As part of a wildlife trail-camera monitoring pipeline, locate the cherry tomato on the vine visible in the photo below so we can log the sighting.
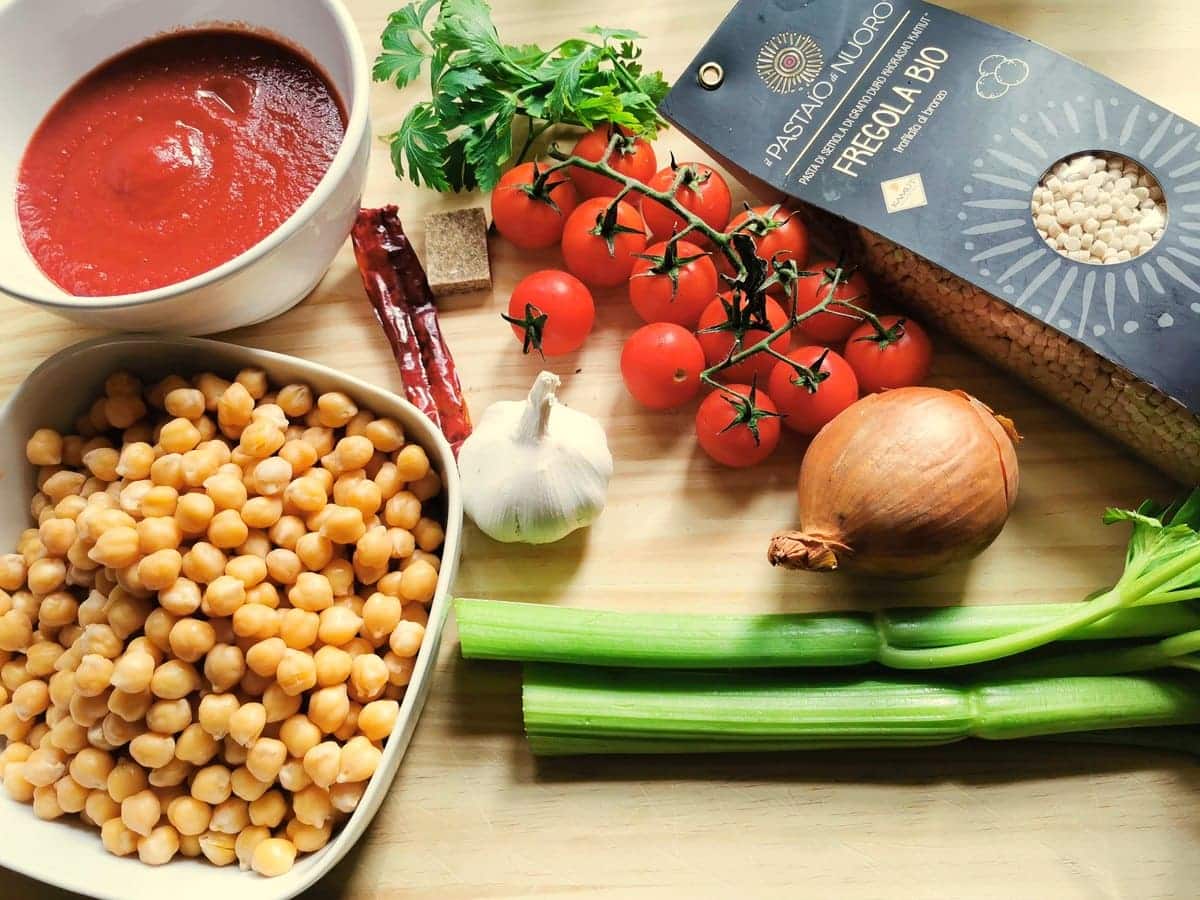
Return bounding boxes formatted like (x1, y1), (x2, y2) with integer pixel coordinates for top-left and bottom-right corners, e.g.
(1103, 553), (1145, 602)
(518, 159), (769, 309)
(503, 270), (595, 357)
(620, 323), (706, 410)
(490, 161), (579, 250)
(793, 262), (872, 344)
(719, 205), (809, 287)
(561, 197), (648, 288)
(695, 383), (781, 468)
(696, 293), (790, 385)
(843, 315), (933, 393)
(569, 125), (657, 198)
(640, 162), (732, 247)
(629, 239), (718, 328)
(766, 346), (859, 436)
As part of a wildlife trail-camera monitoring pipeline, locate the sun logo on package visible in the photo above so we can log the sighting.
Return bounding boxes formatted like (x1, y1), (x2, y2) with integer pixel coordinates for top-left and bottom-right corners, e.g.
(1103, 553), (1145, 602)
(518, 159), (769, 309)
(756, 32), (823, 94)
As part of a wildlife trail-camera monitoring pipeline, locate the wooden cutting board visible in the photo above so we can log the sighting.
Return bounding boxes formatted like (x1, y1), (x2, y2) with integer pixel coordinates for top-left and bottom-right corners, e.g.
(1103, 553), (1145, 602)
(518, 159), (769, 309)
(4, 1), (1200, 897)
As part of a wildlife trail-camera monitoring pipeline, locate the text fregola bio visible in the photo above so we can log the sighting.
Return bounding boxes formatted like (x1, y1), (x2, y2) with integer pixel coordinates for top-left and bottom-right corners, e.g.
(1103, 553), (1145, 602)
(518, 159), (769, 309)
(761, 3), (951, 182)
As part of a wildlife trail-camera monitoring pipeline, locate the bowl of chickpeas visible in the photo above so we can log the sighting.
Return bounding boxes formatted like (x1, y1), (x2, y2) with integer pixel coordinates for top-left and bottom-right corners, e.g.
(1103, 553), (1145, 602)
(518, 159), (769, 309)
(0, 334), (461, 899)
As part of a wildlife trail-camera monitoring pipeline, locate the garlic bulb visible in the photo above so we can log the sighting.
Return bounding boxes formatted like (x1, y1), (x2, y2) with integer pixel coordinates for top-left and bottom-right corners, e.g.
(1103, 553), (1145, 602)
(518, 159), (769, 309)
(458, 371), (613, 544)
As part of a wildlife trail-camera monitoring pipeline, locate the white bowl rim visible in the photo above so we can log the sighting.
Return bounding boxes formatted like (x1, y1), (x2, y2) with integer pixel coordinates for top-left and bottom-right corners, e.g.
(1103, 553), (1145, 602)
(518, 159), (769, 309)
(0, 0), (370, 311)
(0, 333), (463, 900)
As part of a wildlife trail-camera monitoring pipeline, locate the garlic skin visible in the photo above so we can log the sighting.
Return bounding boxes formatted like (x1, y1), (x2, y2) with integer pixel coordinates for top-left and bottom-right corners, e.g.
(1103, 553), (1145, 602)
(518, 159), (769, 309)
(458, 371), (613, 544)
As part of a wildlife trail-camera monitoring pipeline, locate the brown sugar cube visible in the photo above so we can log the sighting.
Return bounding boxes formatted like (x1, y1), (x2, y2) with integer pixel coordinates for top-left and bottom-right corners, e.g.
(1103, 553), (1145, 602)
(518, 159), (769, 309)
(423, 207), (492, 297)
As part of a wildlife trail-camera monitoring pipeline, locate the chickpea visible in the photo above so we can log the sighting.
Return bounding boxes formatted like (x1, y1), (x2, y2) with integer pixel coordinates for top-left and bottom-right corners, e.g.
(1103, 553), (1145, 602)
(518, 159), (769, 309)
(228, 702), (267, 747)
(103, 393), (146, 430)
(313, 646), (353, 688)
(241, 496), (283, 529)
(63, 746), (113, 791)
(224, 554), (266, 590)
(175, 492), (216, 537)
(75, 654), (115, 696)
(137, 824), (180, 866)
(307, 684), (349, 735)
(12, 679), (50, 721)
(202, 644), (245, 695)
(252, 837), (297, 877)
(275, 383), (312, 418)
(349, 653), (388, 702)
(26, 428), (64, 466)
(245, 789), (287, 830)
(396, 558), (437, 605)
(147, 757), (193, 789)
(295, 532), (334, 571)
(107, 758), (149, 802)
(53, 773), (90, 814)
(23, 745), (68, 786)
(316, 606), (361, 648)
(245, 582), (280, 610)
(321, 505), (366, 544)
(178, 833), (203, 858)
(285, 475), (327, 514)
(101, 817), (139, 857)
(359, 416), (403, 452)
(164, 387), (205, 419)
(0, 554), (26, 592)
(38, 520), (77, 559)
(239, 420), (285, 459)
(134, 548), (180, 592)
(239, 737), (287, 784)
(330, 780), (367, 815)
(230, 764), (271, 802)
(260, 683), (300, 726)
(0, 610), (33, 652)
(110, 650), (156, 694)
(45, 474), (88, 506)
(2, 760), (35, 802)
(159, 418), (202, 455)
(360, 593), (403, 645)
(31, 783), (65, 820)
(49, 717), (89, 754)
(88, 525), (139, 569)
(149, 452), (185, 489)
(206, 508), (249, 550)
(359, 699), (400, 742)
(244, 637), (286, 679)
(289, 818), (334, 853)
(278, 439), (318, 478)
(354, 527), (392, 572)
(108, 688), (153, 724)
(129, 733), (176, 769)
(233, 603), (279, 641)
(136, 485), (177, 519)
(168, 618), (216, 663)
(151, 659), (200, 700)
(199, 830), (237, 866)
(156, 579), (199, 619)
(237, 529), (272, 560)
(191, 764), (233, 805)
(389, 620), (426, 659)
(204, 473), (248, 511)
(265, 548), (302, 586)
(202, 574), (246, 617)
(209, 796), (251, 834)
(175, 722), (219, 766)
(198, 693), (239, 739)
(384, 491), (422, 530)
(25, 640), (64, 678)
(250, 457), (291, 498)
(106, 591), (153, 640)
(146, 697), (192, 735)
(315, 391), (357, 428)
(2, 660), (33, 694)
(383, 651), (416, 688)
(288, 571), (334, 613)
(217, 381), (255, 431)
(165, 794), (212, 836)
(279, 609), (320, 652)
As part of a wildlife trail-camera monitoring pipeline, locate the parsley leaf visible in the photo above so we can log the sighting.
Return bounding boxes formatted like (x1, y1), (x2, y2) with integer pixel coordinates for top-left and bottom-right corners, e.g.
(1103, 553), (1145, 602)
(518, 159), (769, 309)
(375, 0), (670, 192)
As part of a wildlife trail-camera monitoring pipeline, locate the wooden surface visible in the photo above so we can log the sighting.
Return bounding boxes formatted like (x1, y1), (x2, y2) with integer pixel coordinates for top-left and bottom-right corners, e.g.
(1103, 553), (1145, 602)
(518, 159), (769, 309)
(5, 0), (1200, 897)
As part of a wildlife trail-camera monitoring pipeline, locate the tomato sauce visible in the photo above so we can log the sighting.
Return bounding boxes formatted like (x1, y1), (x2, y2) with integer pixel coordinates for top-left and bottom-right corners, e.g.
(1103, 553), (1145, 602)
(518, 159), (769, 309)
(16, 30), (346, 297)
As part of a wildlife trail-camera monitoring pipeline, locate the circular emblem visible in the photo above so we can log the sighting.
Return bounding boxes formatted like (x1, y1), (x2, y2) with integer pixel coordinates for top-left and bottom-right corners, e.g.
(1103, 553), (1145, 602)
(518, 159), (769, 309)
(756, 32), (824, 94)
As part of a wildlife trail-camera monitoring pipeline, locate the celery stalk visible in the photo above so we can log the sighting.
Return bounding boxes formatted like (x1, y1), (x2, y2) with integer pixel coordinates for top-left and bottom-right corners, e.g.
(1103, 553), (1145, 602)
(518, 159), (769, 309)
(454, 598), (1200, 669)
(522, 665), (1200, 755)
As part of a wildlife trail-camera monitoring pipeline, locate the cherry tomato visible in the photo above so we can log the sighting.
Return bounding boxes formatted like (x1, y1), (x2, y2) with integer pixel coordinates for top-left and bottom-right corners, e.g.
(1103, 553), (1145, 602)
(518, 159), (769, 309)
(640, 162), (732, 247)
(695, 383), (781, 468)
(569, 125), (658, 198)
(696, 293), (790, 385)
(629, 240), (718, 328)
(719, 205), (809, 289)
(766, 346), (859, 435)
(490, 161), (579, 250)
(843, 315), (933, 393)
(504, 270), (595, 356)
(792, 262), (872, 344)
(620, 323), (706, 410)
(561, 197), (648, 288)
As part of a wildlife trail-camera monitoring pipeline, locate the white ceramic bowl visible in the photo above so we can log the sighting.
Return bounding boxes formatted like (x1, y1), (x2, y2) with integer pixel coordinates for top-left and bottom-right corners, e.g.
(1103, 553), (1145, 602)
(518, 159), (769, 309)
(0, 335), (462, 899)
(0, 0), (371, 334)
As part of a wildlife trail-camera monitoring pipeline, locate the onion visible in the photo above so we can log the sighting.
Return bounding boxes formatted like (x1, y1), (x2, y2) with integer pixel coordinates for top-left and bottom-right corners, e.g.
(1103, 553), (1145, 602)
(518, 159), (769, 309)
(768, 387), (1020, 577)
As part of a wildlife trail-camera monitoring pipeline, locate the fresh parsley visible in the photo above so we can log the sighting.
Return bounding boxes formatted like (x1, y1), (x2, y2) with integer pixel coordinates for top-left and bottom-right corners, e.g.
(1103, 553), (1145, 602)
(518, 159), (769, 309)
(375, 0), (670, 192)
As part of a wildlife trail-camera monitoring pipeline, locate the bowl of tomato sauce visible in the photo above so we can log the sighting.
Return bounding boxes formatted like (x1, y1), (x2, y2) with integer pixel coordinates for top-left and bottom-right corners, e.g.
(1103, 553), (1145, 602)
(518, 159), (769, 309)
(0, 0), (370, 334)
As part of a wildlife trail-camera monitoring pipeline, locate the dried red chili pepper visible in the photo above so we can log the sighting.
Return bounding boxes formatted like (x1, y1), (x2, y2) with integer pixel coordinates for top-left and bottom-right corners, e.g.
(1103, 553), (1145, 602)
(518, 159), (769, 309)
(351, 207), (472, 453)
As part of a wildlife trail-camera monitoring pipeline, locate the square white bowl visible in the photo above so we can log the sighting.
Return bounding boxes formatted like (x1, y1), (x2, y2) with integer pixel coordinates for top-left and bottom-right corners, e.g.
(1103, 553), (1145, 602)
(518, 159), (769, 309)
(0, 335), (462, 899)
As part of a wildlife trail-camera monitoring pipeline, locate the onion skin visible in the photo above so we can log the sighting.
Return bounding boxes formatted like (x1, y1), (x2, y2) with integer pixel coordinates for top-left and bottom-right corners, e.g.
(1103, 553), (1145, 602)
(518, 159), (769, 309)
(768, 387), (1019, 578)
